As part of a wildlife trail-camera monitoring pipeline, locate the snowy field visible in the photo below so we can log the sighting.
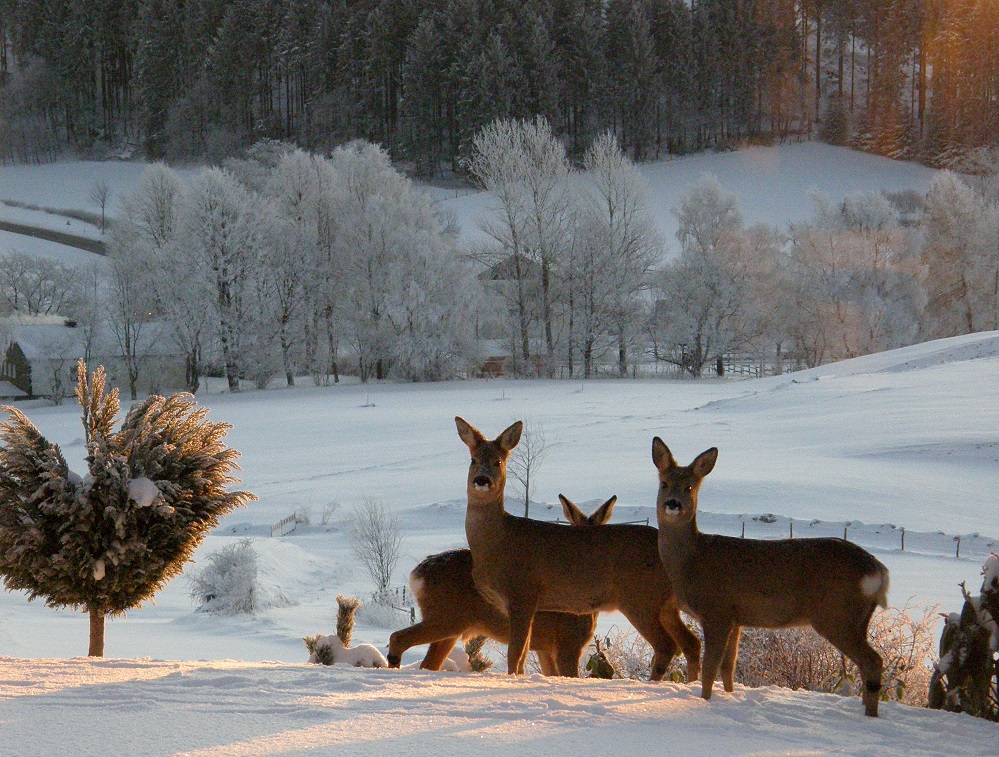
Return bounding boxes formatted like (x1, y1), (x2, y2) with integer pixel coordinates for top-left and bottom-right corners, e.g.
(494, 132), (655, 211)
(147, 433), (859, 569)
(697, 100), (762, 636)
(0, 332), (997, 754)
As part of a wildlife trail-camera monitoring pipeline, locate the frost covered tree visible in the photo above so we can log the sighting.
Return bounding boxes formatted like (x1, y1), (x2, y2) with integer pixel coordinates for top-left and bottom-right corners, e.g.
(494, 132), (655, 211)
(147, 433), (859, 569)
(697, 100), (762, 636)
(577, 132), (662, 376)
(346, 499), (402, 601)
(116, 163), (208, 393)
(183, 168), (264, 391)
(0, 362), (255, 656)
(650, 175), (760, 375)
(922, 172), (999, 337)
(468, 117), (572, 374)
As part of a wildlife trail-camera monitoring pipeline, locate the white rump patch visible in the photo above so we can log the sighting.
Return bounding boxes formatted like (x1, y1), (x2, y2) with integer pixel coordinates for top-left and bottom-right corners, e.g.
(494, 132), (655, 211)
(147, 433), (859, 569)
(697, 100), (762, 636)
(409, 575), (425, 601)
(860, 572), (886, 602)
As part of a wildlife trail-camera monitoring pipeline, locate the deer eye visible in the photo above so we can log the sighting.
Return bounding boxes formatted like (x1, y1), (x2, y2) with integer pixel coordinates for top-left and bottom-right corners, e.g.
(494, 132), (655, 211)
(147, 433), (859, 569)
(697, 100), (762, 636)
(661, 482), (668, 490)
(685, 485), (693, 493)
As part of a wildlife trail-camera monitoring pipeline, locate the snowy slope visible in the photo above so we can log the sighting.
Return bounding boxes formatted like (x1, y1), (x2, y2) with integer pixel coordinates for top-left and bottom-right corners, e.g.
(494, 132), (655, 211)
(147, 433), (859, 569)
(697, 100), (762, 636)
(436, 142), (940, 249)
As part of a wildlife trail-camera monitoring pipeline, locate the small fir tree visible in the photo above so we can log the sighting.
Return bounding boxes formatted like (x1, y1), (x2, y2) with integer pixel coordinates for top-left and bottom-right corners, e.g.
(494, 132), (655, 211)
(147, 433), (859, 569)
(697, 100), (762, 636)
(465, 635), (493, 673)
(336, 594), (362, 647)
(0, 361), (256, 656)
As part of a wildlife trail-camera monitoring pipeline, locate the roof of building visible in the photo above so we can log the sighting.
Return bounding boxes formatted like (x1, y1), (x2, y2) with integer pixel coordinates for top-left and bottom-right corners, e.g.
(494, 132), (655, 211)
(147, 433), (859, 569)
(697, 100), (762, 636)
(8, 322), (180, 361)
(0, 380), (27, 398)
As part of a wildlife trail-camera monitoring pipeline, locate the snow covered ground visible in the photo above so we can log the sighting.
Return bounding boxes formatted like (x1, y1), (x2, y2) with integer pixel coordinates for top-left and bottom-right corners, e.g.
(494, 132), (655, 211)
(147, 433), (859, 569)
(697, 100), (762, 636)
(0, 331), (997, 754)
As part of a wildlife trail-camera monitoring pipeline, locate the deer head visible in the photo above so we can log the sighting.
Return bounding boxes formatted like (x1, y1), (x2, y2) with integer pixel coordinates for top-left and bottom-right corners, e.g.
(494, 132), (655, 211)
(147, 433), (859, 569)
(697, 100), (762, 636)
(652, 437), (717, 525)
(558, 495), (617, 526)
(455, 417), (522, 503)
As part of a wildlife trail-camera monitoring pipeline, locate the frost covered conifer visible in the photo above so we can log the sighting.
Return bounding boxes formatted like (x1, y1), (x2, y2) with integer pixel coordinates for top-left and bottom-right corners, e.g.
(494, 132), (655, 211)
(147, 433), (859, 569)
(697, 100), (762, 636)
(927, 554), (999, 720)
(0, 361), (255, 656)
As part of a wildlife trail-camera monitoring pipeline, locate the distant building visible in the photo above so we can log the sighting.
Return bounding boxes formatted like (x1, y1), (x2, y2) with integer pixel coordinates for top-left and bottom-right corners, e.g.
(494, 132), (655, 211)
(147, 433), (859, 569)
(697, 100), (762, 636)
(1, 318), (186, 399)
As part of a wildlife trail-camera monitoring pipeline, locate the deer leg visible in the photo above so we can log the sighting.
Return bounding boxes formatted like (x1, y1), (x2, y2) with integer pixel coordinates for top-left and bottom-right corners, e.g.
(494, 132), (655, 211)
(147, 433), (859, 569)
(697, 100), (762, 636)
(506, 595), (539, 675)
(623, 608), (679, 682)
(699, 620), (734, 700)
(659, 601), (701, 682)
(538, 649), (558, 677)
(814, 618), (884, 718)
(719, 626), (741, 692)
(552, 613), (595, 678)
(388, 621), (461, 669)
(422, 637), (460, 671)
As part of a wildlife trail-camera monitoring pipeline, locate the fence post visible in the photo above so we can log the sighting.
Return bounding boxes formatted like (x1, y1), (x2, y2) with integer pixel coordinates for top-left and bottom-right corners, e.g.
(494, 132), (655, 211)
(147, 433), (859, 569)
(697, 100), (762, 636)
(789, 521), (794, 539)
(955, 536), (961, 558)
(741, 521), (746, 538)
(901, 528), (905, 551)
(843, 525), (848, 541)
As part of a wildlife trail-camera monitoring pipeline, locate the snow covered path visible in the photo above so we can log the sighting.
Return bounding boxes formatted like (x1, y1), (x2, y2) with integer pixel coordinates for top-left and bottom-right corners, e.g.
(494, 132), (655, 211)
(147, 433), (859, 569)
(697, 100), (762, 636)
(0, 658), (995, 757)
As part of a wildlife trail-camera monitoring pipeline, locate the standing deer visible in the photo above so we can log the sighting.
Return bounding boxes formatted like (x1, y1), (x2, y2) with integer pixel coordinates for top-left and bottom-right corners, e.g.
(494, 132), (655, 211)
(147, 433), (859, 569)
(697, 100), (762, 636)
(386, 497), (616, 675)
(457, 417), (700, 680)
(651, 438), (890, 717)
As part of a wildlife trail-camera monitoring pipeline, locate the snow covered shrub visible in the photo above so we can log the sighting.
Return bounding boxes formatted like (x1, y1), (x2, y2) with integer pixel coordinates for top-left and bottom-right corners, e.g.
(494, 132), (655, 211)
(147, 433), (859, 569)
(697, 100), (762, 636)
(188, 539), (260, 614)
(304, 634), (388, 668)
(928, 554), (999, 720)
(737, 603), (937, 705)
(0, 361), (255, 656)
(346, 499), (402, 597)
(357, 596), (403, 629)
(599, 626), (686, 682)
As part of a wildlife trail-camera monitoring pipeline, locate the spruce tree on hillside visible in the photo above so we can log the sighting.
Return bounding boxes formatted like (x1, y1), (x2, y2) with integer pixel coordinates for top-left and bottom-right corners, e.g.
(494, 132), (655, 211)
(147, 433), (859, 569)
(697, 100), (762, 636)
(0, 361), (256, 657)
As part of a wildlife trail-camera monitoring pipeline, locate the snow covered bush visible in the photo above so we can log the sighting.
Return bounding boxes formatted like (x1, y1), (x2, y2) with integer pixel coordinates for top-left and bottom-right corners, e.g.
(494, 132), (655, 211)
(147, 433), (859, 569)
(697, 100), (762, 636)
(304, 595), (388, 668)
(188, 539), (260, 615)
(304, 634), (388, 668)
(928, 554), (999, 720)
(0, 361), (255, 656)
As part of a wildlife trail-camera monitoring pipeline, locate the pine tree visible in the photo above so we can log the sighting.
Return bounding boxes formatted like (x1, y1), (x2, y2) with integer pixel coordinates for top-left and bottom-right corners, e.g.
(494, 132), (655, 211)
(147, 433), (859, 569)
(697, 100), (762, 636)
(0, 361), (256, 656)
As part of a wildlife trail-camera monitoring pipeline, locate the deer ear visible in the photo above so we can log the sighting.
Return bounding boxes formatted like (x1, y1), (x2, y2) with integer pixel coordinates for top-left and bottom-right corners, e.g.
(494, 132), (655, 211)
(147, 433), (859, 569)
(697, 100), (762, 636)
(559, 494), (585, 526)
(497, 420), (523, 452)
(691, 447), (718, 478)
(652, 437), (676, 471)
(455, 416), (485, 448)
(589, 495), (617, 526)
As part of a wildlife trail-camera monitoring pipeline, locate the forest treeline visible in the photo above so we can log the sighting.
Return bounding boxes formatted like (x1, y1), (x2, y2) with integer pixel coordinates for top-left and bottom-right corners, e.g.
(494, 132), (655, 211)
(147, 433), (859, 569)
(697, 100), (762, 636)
(0, 0), (997, 170)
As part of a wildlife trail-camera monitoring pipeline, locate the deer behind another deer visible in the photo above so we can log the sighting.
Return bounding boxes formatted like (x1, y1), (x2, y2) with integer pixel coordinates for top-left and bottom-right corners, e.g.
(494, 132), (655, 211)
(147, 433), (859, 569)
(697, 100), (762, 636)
(386, 497), (616, 675)
(458, 417), (700, 680)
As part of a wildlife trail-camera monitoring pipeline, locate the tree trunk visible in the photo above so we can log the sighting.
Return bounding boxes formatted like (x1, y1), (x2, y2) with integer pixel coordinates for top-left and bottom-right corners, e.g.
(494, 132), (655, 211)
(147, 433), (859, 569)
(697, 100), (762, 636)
(88, 608), (105, 657)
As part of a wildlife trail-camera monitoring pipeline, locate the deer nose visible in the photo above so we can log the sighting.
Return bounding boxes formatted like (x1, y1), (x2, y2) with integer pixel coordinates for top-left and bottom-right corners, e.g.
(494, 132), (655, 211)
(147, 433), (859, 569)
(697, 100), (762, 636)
(472, 475), (492, 490)
(662, 498), (683, 513)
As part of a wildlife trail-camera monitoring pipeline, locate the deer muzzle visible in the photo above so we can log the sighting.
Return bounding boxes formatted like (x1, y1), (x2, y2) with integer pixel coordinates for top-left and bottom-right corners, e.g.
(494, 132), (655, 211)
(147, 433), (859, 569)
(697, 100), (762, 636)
(472, 475), (493, 491)
(661, 498), (683, 515)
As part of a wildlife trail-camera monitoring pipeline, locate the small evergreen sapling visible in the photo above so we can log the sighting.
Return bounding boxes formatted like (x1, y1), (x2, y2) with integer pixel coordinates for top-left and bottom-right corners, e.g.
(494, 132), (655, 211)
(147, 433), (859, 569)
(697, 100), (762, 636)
(0, 361), (256, 656)
(336, 594), (362, 647)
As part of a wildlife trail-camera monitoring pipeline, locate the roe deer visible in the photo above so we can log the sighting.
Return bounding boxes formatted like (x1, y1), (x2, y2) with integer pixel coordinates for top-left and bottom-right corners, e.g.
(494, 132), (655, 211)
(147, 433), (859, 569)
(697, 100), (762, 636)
(457, 417), (700, 679)
(386, 497), (616, 675)
(651, 438), (890, 717)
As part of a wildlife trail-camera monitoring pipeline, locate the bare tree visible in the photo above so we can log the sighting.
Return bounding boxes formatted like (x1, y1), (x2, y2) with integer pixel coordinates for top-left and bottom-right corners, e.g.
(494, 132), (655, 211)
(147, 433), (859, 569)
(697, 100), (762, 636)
(88, 179), (111, 234)
(346, 499), (402, 600)
(507, 421), (552, 518)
